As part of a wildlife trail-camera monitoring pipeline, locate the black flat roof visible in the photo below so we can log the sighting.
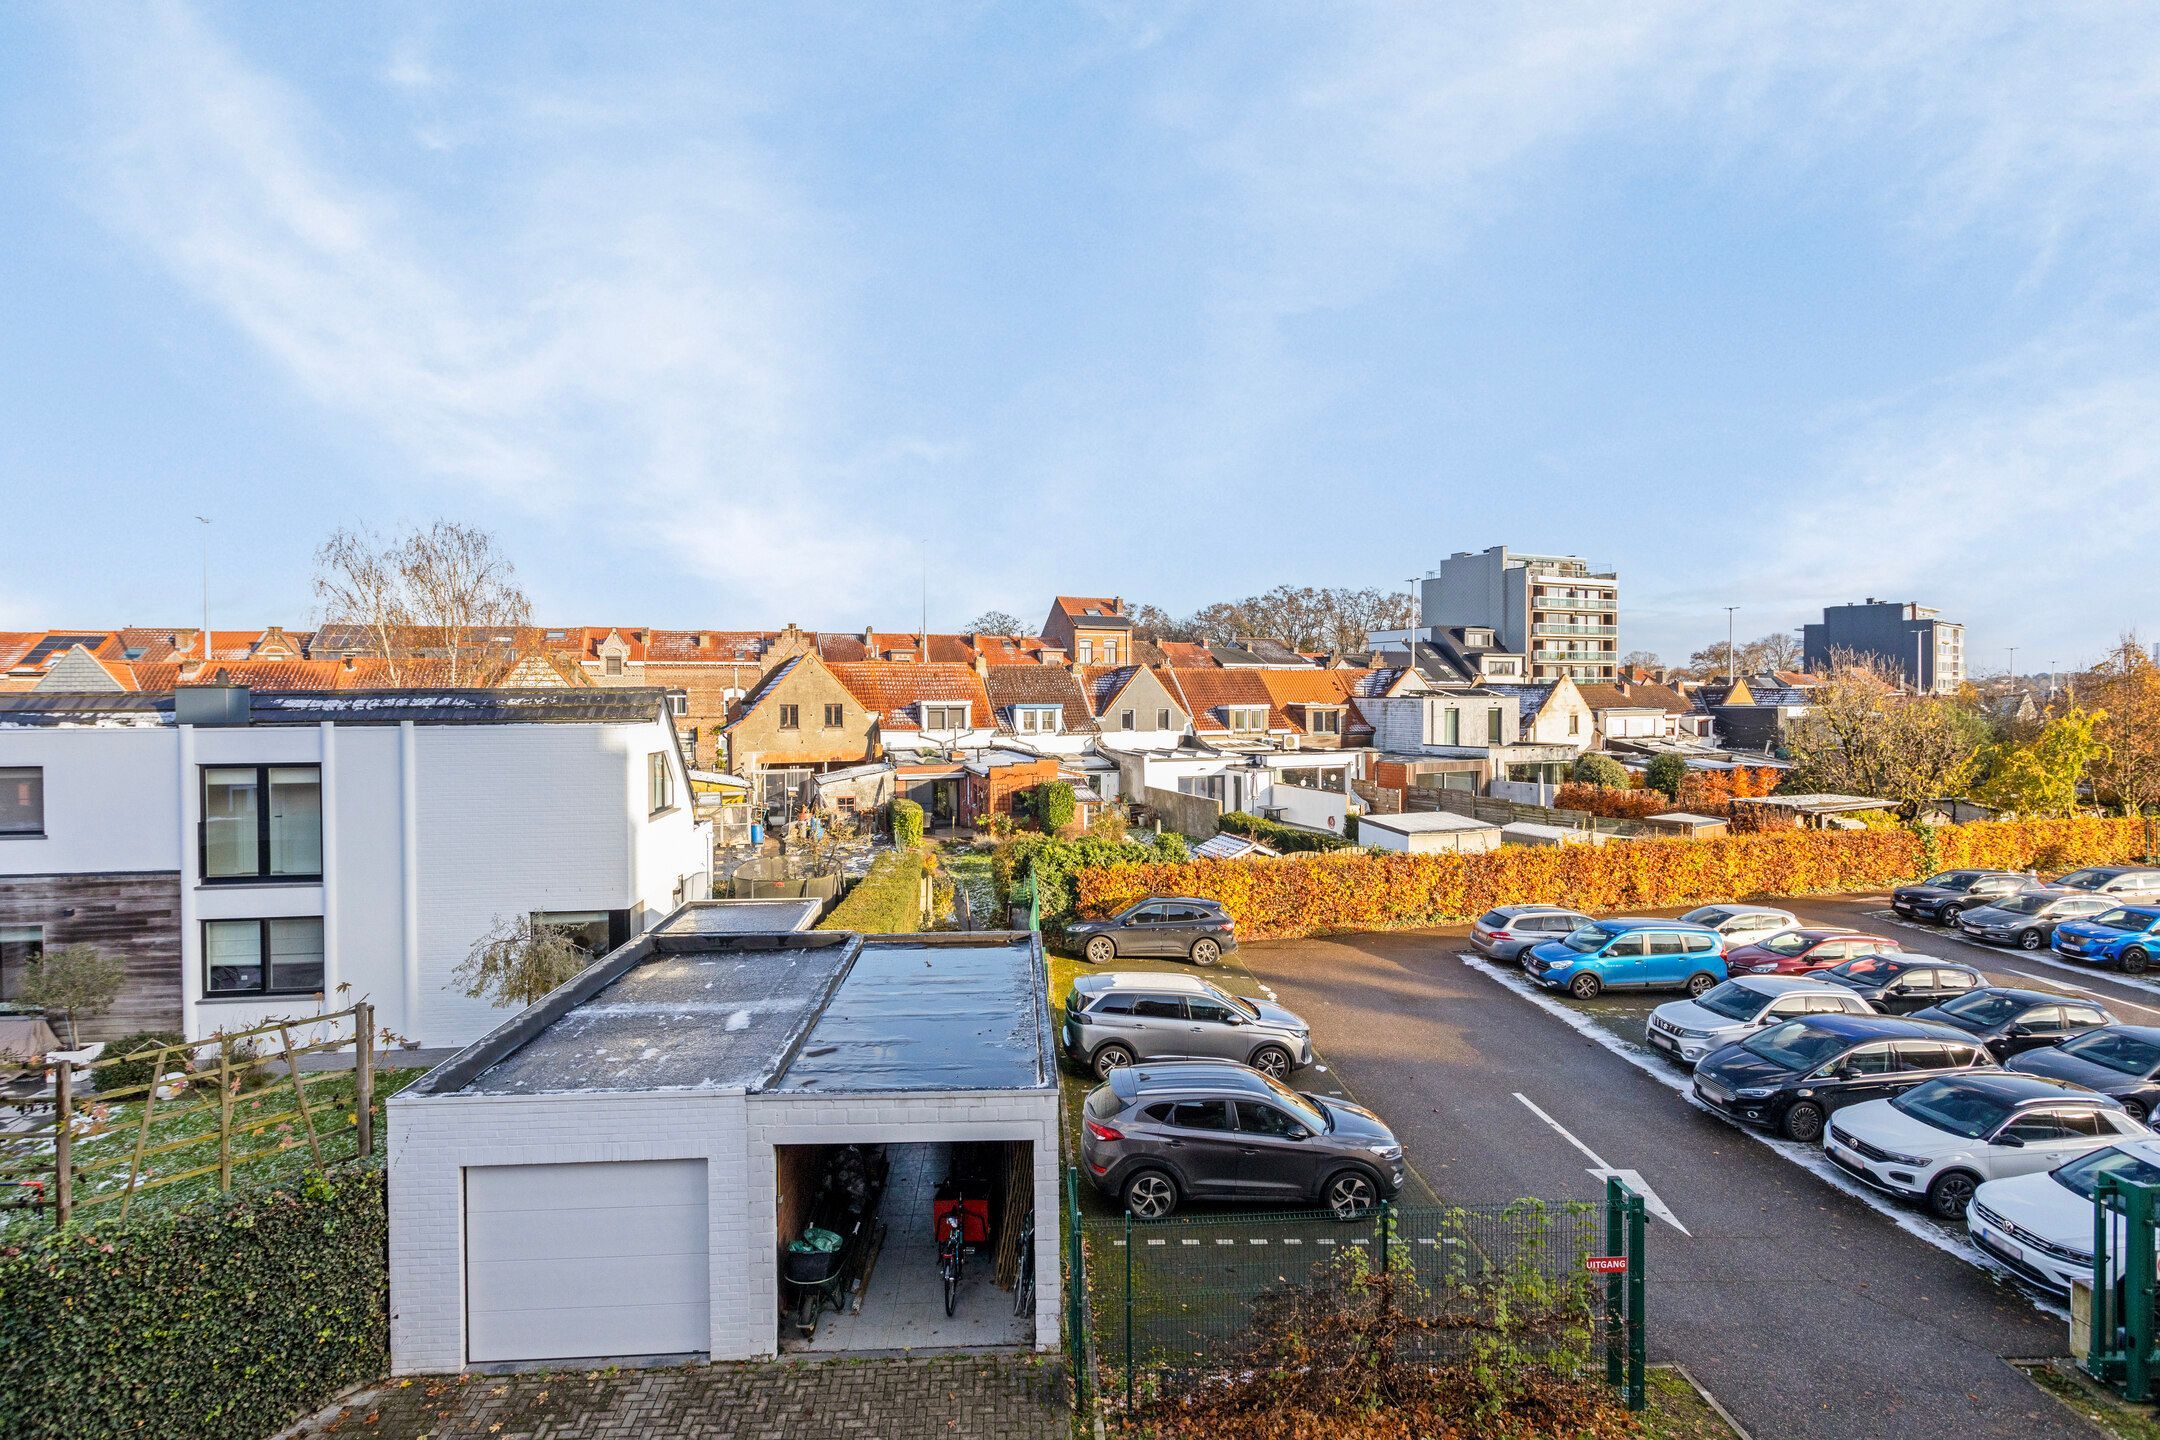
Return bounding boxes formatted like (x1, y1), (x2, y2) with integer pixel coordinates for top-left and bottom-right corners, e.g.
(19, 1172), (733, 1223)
(0, 688), (672, 727)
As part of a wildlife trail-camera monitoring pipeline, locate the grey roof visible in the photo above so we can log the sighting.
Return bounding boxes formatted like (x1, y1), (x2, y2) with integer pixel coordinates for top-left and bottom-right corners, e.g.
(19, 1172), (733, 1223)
(0, 688), (673, 728)
(1195, 832), (1278, 860)
(658, 899), (823, 936)
(1358, 810), (1502, 834)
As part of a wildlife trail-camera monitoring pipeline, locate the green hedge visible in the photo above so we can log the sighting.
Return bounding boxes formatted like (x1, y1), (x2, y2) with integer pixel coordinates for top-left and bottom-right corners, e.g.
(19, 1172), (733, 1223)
(0, 1165), (387, 1440)
(890, 797), (925, 848)
(993, 831), (1189, 933)
(820, 848), (927, 933)
(1218, 810), (1354, 853)
(1033, 781), (1076, 832)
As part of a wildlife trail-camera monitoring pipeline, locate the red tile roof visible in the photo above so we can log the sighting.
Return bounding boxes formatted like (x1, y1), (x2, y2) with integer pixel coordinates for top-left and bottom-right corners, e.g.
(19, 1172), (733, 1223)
(1165, 667), (1285, 733)
(827, 662), (994, 730)
(983, 664), (1097, 733)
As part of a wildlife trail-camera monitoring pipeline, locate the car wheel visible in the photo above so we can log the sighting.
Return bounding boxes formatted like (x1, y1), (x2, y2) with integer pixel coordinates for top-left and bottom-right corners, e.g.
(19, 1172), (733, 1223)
(2126, 948), (2151, 976)
(1249, 1044), (1293, 1080)
(1085, 936), (1115, 965)
(1123, 1170), (1178, 1220)
(2019, 928), (2044, 951)
(2123, 1100), (2149, 1125)
(1092, 1044), (1136, 1079)
(1782, 1102), (1825, 1144)
(1569, 973), (1603, 1000)
(1685, 972), (1718, 998)
(1926, 1170), (1980, 1221)
(1189, 938), (1220, 967)
(1324, 1170), (1378, 1219)
(1936, 903), (1962, 925)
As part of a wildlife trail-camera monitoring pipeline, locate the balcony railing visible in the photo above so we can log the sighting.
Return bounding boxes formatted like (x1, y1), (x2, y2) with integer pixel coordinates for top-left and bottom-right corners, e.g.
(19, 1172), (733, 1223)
(1534, 648), (1616, 663)
(1532, 596), (1618, 612)
(1533, 622), (1618, 638)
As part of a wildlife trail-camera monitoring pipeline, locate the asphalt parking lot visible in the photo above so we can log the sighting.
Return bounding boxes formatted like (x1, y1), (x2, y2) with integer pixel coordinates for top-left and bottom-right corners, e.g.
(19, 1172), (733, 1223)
(1237, 894), (2117, 1440)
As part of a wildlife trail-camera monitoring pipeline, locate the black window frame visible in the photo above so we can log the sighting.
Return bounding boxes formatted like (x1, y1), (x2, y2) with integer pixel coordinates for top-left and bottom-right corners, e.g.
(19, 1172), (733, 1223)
(201, 916), (326, 998)
(0, 766), (43, 837)
(199, 764), (322, 883)
(647, 751), (676, 816)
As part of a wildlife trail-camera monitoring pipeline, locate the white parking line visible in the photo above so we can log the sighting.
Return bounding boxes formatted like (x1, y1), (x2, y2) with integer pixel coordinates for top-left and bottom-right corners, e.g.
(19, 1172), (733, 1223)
(1461, 953), (2069, 1317)
(1512, 1090), (1691, 1235)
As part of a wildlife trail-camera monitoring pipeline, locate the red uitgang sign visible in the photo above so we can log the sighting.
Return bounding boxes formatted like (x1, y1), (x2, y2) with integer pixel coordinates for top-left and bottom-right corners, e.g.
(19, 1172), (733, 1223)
(1584, 1255), (1628, 1274)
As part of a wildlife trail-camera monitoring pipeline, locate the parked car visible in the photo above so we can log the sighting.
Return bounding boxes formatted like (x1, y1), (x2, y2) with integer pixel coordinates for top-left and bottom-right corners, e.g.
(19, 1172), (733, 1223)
(1079, 1060), (1405, 1219)
(1955, 889), (2119, 951)
(1691, 1014), (1997, 1142)
(1891, 870), (2035, 924)
(1647, 976), (1874, 1067)
(1723, 929), (1902, 976)
(1969, 1141), (2160, 1292)
(1522, 919), (1727, 1000)
(1677, 904), (1802, 941)
(1062, 972), (1313, 1080)
(1814, 954), (1986, 1013)
(1069, 897), (1238, 966)
(1469, 905), (1593, 962)
(1826, 1073), (2147, 1220)
(1908, 987), (2116, 1061)
(2009, 1026), (2160, 1123)
(2051, 905), (2160, 974)
(2051, 867), (2160, 901)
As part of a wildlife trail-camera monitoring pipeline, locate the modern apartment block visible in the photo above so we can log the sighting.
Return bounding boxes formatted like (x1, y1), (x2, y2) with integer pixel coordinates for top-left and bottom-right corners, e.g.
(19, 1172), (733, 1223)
(1801, 600), (1966, 693)
(1419, 547), (1619, 682)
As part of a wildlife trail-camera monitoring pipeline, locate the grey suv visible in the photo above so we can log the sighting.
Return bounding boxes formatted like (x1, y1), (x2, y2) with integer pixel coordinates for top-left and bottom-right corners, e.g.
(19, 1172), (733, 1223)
(1469, 906), (1592, 962)
(1068, 897), (1237, 966)
(1063, 972), (1313, 1079)
(1080, 1061), (1405, 1218)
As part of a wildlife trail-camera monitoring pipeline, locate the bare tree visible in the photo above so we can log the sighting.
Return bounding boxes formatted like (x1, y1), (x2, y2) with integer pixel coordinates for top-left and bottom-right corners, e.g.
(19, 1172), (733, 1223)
(1620, 649), (1663, 672)
(964, 610), (1024, 636)
(1126, 603), (1186, 642)
(1783, 651), (1985, 814)
(314, 527), (415, 684)
(452, 914), (593, 1011)
(313, 521), (532, 685)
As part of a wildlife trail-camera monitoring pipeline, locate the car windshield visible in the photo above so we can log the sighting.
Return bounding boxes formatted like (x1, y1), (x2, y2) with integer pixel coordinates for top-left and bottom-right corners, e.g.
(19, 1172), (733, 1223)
(1562, 926), (1609, 953)
(2054, 1147), (2160, 1201)
(1938, 991), (2027, 1027)
(2091, 908), (2146, 932)
(1693, 983), (1770, 1022)
(1266, 1081), (1329, 1132)
(1205, 985), (1260, 1020)
(1741, 1022), (1848, 1073)
(1924, 872), (1975, 889)
(2057, 870), (2112, 889)
(1828, 955), (1906, 985)
(1892, 1079), (2017, 1140)
(1757, 932), (1814, 956)
(2060, 1030), (2160, 1078)
(1988, 894), (2048, 916)
(1084, 1086), (1124, 1120)
(1681, 907), (1731, 926)
(1479, 910), (1511, 928)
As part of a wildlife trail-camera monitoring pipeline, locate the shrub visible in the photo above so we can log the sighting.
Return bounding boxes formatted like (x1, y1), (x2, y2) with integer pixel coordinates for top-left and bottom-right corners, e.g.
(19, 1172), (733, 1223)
(890, 797), (925, 849)
(819, 848), (927, 933)
(1033, 781), (1076, 833)
(1219, 810), (1354, 853)
(1068, 816), (2153, 940)
(0, 1165), (388, 1440)
(1644, 753), (1688, 799)
(19, 942), (126, 1047)
(1553, 783), (1668, 820)
(95, 1031), (188, 1095)
(994, 831), (1189, 932)
(1570, 753), (1629, 789)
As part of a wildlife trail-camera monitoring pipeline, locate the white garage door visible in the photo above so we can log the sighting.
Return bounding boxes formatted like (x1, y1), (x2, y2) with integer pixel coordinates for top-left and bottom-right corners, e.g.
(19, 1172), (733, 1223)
(465, 1159), (710, 1364)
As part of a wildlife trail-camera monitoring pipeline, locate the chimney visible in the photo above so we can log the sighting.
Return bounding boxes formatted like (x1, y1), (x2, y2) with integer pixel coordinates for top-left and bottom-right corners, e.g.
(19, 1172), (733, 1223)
(972, 652), (989, 681)
(863, 625), (875, 647)
(918, 633), (929, 663)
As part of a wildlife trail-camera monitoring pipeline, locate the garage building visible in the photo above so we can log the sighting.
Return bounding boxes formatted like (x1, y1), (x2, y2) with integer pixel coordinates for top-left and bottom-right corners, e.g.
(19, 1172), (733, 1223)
(388, 906), (1060, 1371)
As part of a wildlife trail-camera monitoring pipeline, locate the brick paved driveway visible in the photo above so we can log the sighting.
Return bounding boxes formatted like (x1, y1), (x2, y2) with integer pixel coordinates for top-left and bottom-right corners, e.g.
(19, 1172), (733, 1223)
(288, 1355), (1071, 1440)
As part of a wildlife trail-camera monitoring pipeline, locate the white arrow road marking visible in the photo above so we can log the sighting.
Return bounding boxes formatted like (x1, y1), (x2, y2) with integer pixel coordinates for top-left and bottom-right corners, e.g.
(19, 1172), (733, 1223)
(1513, 1091), (1692, 1236)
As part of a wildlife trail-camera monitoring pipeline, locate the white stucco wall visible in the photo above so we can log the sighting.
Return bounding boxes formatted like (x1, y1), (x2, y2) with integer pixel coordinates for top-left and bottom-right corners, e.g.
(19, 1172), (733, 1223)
(0, 723), (181, 873)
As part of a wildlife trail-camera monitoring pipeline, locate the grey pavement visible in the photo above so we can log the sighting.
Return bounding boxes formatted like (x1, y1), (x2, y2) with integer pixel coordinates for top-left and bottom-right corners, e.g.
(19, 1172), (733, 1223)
(1239, 909), (2090, 1440)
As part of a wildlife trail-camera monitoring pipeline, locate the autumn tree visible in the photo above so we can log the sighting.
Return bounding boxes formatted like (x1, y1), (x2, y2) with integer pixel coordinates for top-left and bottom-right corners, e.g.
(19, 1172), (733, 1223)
(314, 521), (533, 685)
(2084, 638), (2160, 814)
(1782, 653), (1983, 815)
(1972, 707), (2106, 817)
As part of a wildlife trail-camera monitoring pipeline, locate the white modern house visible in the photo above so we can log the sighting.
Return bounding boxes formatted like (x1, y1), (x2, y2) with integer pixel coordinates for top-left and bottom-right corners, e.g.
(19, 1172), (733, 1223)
(0, 686), (711, 1048)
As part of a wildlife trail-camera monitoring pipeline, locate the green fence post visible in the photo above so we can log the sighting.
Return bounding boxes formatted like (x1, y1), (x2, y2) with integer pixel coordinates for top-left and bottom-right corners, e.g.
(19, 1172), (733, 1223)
(2091, 1176), (2119, 1387)
(2128, 1182), (2155, 1404)
(1123, 1207), (1135, 1415)
(1604, 1175), (1623, 1387)
(1626, 1191), (1648, 1413)
(1066, 1166), (1088, 1414)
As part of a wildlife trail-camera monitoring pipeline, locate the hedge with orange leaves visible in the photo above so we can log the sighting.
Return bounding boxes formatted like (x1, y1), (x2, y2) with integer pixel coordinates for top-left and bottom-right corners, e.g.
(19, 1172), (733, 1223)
(1072, 816), (2157, 941)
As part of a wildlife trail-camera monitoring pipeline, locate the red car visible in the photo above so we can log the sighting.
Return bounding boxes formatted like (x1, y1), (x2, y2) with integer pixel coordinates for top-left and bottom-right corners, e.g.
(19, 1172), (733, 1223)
(1723, 929), (1902, 976)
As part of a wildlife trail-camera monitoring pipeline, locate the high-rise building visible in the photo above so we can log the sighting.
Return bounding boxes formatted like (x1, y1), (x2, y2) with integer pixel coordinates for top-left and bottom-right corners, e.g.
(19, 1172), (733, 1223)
(1417, 547), (1618, 682)
(1800, 599), (1965, 693)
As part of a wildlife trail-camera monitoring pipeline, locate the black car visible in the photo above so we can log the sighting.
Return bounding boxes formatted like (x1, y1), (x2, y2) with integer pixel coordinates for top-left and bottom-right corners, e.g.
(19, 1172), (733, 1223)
(2009, 1026), (2160, 1123)
(1069, 897), (1238, 967)
(1815, 953), (1985, 1014)
(1909, 987), (2116, 1060)
(1891, 870), (2033, 924)
(1691, 1013), (1998, 1142)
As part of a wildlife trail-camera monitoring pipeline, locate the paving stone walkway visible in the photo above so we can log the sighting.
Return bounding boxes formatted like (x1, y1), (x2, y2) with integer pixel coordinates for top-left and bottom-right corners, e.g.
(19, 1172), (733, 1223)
(287, 1355), (1072, 1440)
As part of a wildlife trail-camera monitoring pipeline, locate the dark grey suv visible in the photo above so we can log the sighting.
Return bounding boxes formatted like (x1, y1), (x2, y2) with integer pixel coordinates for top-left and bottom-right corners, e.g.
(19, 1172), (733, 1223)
(1063, 972), (1313, 1079)
(1080, 1061), (1405, 1218)
(1068, 897), (1237, 966)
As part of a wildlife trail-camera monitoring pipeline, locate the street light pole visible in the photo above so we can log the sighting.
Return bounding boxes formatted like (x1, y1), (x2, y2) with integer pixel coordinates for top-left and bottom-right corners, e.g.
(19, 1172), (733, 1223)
(1723, 606), (1738, 685)
(2007, 647), (2018, 683)
(194, 516), (212, 664)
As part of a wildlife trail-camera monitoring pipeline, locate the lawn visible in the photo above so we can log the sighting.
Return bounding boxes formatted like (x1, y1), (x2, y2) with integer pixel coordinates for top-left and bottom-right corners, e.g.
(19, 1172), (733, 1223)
(0, 1065), (422, 1235)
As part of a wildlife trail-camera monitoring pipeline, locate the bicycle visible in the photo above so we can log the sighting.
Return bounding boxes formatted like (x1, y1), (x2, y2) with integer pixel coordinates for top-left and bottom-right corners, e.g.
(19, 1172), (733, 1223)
(1012, 1209), (1035, 1317)
(939, 1209), (965, 1317)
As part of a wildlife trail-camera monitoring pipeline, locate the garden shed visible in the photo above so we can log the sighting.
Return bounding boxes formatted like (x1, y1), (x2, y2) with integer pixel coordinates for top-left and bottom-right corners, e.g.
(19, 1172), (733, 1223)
(386, 904), (1060, 1372)
(1356, 810), (1503, 854)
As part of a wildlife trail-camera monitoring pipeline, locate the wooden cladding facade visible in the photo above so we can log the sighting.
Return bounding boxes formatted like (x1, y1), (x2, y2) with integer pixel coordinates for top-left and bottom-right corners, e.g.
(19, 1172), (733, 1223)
(0, 871), (183, 1040)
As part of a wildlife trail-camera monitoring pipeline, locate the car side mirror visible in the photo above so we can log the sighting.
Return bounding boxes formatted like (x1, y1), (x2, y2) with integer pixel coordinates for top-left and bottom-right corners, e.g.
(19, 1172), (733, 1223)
(1997, 1134), (2024, 1148)
(2004, 1024), (2030, 1038)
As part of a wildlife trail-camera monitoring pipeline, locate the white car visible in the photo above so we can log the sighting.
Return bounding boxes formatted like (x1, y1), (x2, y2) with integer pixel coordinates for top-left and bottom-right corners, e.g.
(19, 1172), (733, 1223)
(1647, 976), (1873, 1067)
(1679, 904), (1801, 942)
(1969, 1139), (2160, 1292)
(1829, 1073), (2152, 1222)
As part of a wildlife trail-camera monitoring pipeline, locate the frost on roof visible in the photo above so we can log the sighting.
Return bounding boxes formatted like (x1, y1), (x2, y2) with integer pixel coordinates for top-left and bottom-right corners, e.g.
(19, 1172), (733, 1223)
(775, 938), (1046, 1094)
(660, 899), (823, 936)
(460, 945), (850, 1095)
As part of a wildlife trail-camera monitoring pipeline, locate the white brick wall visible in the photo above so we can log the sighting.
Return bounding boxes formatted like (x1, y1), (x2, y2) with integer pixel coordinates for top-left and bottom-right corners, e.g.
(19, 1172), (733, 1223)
(388, 1084), (1061, 1371)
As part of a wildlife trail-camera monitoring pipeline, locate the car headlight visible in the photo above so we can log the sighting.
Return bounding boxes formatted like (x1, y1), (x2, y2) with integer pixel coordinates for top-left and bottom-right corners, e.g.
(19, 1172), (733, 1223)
(1367, 1143), (1404, 1161)
(1735, 1086), (1776, 1099)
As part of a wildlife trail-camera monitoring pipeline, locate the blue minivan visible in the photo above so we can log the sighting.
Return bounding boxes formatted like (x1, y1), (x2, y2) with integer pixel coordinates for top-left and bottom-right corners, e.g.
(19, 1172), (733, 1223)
(1523, 919), (1728, 1000)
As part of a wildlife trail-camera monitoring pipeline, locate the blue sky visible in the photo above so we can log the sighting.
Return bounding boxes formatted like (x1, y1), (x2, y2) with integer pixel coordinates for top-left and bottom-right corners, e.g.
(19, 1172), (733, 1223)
(4, 3), (2158, 668)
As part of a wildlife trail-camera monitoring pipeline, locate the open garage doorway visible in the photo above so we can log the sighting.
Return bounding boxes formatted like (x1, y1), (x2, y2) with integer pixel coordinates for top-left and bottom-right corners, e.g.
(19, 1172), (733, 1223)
(777, 1139), (1034, 1353)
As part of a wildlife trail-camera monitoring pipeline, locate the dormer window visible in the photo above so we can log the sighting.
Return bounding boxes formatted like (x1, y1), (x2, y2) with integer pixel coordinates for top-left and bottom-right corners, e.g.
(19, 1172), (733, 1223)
(1305, 706), (1343, 735)
(1226, 705), (1269, 733)
(1078, 639), (1094, 663)
(1014, 704), (1063, 736)
(604, 654), (624, 677)
(922, 702), (970, 730)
